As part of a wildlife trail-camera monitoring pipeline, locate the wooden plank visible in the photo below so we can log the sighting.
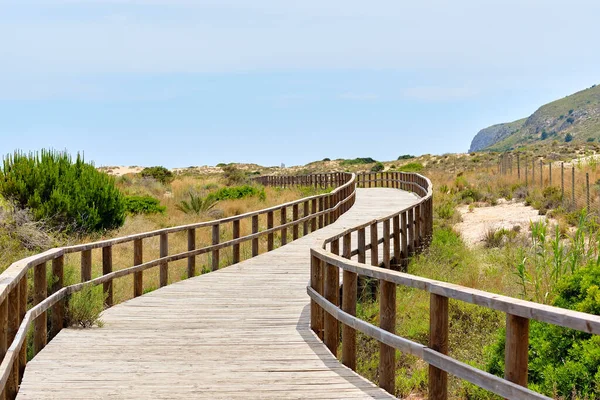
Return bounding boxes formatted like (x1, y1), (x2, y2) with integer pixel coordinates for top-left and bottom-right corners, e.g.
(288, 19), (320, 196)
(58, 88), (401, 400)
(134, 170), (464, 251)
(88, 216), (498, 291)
(212, 224), (219, 271)
(232, 221), (240, 264)
(252, 215), (259, 257)
(505, 314), (529, 388)
(81, 250), (92, 282)
(281, 207), (287, 246)
(6, 285), (18, 399)
(429, 293), (448, 400)
(292, 204), (299, 240)
(267, 211), (274, 251)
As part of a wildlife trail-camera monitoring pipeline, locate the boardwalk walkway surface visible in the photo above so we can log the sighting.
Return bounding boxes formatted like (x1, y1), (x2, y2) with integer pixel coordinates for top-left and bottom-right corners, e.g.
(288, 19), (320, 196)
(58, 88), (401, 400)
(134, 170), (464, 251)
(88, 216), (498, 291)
(18, 188), (418, 399)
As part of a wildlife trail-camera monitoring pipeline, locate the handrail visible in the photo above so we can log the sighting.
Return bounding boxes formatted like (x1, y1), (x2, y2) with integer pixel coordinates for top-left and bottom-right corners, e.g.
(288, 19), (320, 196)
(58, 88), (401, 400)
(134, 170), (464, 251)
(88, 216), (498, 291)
(0, 172), (356, 399)
(307, 172), (576, 399)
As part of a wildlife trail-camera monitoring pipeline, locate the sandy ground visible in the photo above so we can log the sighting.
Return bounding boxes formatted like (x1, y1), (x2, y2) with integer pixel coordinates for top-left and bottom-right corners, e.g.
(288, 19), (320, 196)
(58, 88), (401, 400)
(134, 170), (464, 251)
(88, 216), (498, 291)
(455, 199), (546, 247)
(97, 166), (144, 176)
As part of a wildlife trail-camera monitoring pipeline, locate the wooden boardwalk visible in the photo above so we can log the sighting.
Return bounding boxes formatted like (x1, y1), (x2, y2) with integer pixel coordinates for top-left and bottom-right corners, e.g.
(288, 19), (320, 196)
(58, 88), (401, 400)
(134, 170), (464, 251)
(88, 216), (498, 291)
(18, 188), (418, 399)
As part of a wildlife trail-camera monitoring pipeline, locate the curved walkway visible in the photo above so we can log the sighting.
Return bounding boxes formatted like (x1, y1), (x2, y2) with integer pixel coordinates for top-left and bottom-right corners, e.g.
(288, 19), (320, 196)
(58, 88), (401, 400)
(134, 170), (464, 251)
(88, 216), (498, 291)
(18, 188), (418, 399)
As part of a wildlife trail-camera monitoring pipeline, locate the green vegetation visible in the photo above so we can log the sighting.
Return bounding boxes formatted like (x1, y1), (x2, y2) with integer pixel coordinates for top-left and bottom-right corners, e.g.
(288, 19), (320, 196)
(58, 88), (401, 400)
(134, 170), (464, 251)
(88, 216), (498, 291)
(398, 162), (424, 172)
(0, 150), (125, 233)
(211, 185), (266, 201)
(140, 166), (173, 184)
(565, 132), (574, 142)
(397, 154), (415, 160)
(340, 157), (377, 166)
(66, 284), (106, 328)
(123, 195), (166, 215)
(176, 192), (219, 215)
(370, 162), (384, 172)
(222, 164), (247, 185)
(473, 84), (600, 152)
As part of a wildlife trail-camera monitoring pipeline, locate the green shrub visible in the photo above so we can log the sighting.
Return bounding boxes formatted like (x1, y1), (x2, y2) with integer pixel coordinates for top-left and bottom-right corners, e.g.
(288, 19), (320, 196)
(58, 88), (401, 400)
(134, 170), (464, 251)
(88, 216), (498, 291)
(123, 195), (166, 215)
(370, 162), (385, 172)
(176, 192), (219, 215)
(487, 264), (600, 398)
(399, 162), (424, 172)
(0, 150), (125, 233)
(397, 154), (415, 160)
(211, 185), (266, 201)
(222, 165), (247, 185)
(67, 285), (106, 328)
(588, 137), (596, 142)
(565, 133), (574, 142)
(140, 166), (173, 184)
(340, 157), (377, 166)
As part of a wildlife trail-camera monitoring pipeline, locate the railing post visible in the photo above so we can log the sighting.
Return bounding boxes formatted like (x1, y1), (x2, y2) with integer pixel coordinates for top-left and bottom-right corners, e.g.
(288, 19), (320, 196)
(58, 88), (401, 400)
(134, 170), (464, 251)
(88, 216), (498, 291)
(415, 204), (422, 251)
(324, 196), (330, 226)
(505, 314), (529, 388)
(33, 262), (47, 356)
(212, 224), (220, 271)
(134, 239), (143, 297)
(303, 201), (309, 235)
(407, 208), (415, 257)
(267, 211), (274, 251)
(50, 255), (65, 337)
(7, 284), (19, 398)
(188, 228), (196, 276)
(383, 219), (391, 269)
(18, 277), (26, 382)
(429, 293), (449, 400)
(311, 198), (318, 232)
(81, 249), (92, 282)
(342, 233), (357, 371)
(0, 292), (7, 400)
(358, 228), (366, 264)
(324, 240), (340, 356)
(318, 198), (324, 228)
(393, 215), (400, 268)
(370, 222), (379, 267)
(252, 215), (259, 257)
(280, 207), (288, 245)
(159, 233), (168, 287)
(310, 254), (324, 339)
(292, 204), (299, 240)
(401, 211), (408, 269)
(232, 220), (240, 264)
(379, 219), (396, 394)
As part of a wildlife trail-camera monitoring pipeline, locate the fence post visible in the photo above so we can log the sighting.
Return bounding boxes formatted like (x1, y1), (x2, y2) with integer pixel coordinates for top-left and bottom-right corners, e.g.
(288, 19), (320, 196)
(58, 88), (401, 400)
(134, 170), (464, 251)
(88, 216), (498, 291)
(303, 201), (309, 235)
(310, 255), (324, 340)
(134, 239), (143, 297)
(159, 233), (168, 287)
(370, 222), (379, 266)
(267, 211), (274, 251)
(212, 224), (220, 271)
(429, 293), (449, 400)
(7, 284), (19, 398)
(50, 255), (65, 336)
(81, 249), (92, 282)
(358, 228), (366, 264)
(393, 215), (400, 268)
(232, 220), (240, 264)
(572, 166), (576, 206)
(401, 211), (408, 269)
(100, 248), (113, 308)
(252, 215), (259, 257)
(380, 220), (395, 394)
(187, 228), (196, 277)
(311, 198), (318, 232)
(561, 162), (565, 202)
(292, 204), (299, 240)
(33, 262), (47, 356)
(18, 276), (26, 382)
(324, 241), (340, 355)
(342, 233), (357, 371)
(505, 314), (529, 388)
(280, 207), (288, 245)
(586, 172), (590, 211)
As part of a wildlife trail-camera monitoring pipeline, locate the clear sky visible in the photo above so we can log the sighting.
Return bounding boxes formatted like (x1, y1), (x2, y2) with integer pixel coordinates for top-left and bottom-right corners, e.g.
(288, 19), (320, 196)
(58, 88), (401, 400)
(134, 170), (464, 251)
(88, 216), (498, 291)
(1, 0), (599, 168)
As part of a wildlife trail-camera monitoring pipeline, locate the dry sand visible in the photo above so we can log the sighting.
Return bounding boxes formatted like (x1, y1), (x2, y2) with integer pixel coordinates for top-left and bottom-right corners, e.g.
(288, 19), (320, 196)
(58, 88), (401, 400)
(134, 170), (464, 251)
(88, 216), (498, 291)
(455, 199), (546, 247)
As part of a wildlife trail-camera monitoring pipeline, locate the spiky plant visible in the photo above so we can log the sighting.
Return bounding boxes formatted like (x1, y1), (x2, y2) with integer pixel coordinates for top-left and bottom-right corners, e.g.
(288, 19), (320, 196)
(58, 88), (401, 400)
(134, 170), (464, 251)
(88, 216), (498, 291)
(176, 192), (219, 215)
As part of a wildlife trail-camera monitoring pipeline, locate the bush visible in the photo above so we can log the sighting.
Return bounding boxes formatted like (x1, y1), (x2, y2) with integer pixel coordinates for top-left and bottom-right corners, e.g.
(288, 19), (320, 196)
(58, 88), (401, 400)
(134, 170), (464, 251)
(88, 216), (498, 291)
(322, 158), (331, 162)
(399, 162), (424, 172)
(123, 195), (166, 215)
(487, 264), (600, 398)
(340, 157), (377, 166)
(397, 154), (415, 160)
(370, 162), (385, 172)
(211, 185), (266, 201)
(0, 150), (125, 233)
(222, 165), (247, 186)
(587, 137), (596, 142)
(67, 284), (106, 328)
(176, 192), (219, 215)
(565, 133), (574, 142)
(140, 166), (173, 184)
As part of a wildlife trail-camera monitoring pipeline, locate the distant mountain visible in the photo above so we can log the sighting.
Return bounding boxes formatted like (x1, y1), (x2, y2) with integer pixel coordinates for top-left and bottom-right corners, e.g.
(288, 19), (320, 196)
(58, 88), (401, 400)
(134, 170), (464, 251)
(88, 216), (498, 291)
(469, 84), (600, 152)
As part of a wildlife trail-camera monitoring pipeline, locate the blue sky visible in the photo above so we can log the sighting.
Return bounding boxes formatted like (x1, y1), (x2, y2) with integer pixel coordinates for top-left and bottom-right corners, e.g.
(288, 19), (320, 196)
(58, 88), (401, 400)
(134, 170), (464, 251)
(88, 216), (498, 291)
(1, 0), (599, 168)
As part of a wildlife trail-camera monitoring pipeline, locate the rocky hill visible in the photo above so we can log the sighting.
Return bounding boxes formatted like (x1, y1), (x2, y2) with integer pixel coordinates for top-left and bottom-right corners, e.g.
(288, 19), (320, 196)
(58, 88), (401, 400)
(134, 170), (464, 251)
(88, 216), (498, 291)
(469, 84), (600, 152)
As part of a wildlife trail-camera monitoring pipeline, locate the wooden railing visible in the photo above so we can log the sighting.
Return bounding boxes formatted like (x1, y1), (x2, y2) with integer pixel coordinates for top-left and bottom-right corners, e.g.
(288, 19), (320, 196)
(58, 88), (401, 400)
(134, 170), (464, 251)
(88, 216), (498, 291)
(0, 172), (356, 399)
(309, 172), (600, 399)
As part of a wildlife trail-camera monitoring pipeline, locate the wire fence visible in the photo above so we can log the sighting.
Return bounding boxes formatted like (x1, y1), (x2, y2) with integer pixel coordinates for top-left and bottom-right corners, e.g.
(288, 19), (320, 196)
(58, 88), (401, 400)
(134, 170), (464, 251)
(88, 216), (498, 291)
(497, 153), (599, 214)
